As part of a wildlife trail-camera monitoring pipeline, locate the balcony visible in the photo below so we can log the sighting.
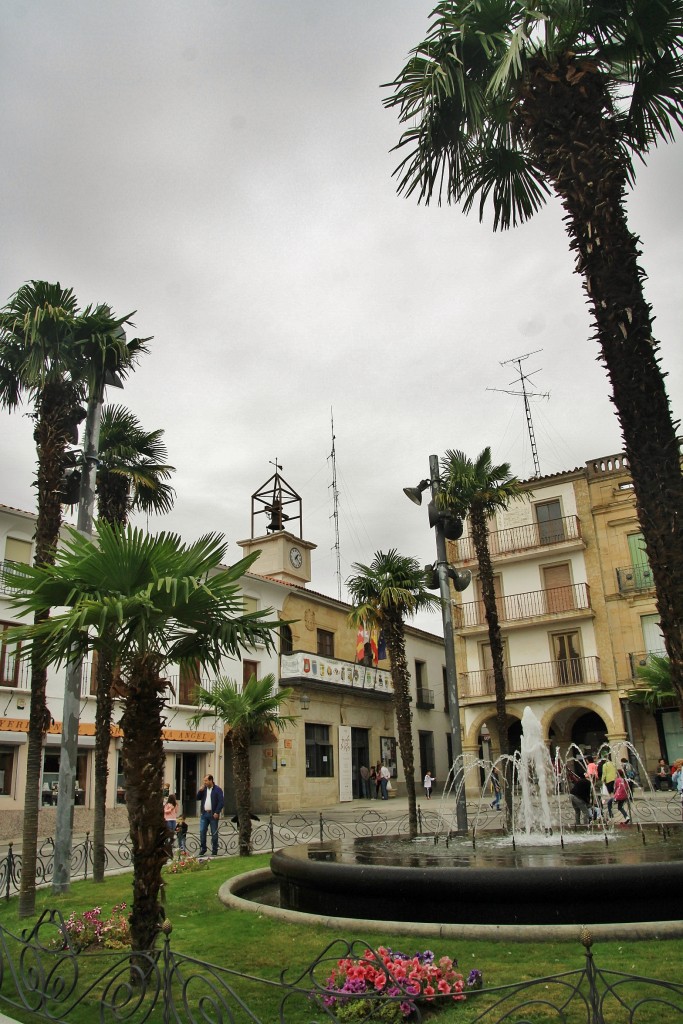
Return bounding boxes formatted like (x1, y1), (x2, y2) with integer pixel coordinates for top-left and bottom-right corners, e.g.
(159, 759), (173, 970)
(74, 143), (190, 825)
(459, 655), (602, 699)
(454, 583), (592, 630)
(280, 650), (393, 696)
(628, 649), (667, 678)
(616, 563), (654, 594)
(415, 687), (434, 709)
(454, 515), (582, 564)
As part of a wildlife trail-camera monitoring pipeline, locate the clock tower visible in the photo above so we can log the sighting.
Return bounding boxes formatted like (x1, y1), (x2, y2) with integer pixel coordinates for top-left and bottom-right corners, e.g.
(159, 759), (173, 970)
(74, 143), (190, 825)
(237, 466), (315, 586)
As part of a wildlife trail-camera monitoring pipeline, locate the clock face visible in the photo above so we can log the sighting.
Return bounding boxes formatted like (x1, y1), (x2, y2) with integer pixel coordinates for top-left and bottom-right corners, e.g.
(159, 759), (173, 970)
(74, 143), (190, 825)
(289, 546), (303, 569)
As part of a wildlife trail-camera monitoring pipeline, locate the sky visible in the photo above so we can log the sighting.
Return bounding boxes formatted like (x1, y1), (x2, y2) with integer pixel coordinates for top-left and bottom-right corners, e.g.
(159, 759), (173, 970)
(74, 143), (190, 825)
(1, 1), (681, 636)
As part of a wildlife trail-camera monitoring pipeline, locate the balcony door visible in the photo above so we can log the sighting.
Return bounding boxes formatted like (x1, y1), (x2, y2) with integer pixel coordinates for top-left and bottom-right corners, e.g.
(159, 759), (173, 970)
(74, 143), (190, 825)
(627, 533), (653, 590)
(535, 499), (564, 544)
(542, 563), (574, 613)
(551, 630), (583, 685)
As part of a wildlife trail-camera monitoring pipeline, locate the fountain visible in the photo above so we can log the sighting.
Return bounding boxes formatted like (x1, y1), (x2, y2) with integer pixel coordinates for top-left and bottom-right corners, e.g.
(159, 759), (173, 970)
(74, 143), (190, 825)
(265, 708), (683, 930)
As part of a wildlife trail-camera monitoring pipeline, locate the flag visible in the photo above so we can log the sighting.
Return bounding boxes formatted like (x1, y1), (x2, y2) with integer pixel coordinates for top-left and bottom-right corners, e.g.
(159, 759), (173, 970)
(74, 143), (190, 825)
(377, 631), (387, 662)
(356, 624), (366, 662)
(370, 627), (379, 665)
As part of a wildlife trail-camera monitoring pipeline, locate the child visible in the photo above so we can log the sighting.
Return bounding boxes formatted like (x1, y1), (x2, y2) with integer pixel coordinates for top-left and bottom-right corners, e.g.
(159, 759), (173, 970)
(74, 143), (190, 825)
(175, 815), (188, 854)
(424, 770), (433, 800)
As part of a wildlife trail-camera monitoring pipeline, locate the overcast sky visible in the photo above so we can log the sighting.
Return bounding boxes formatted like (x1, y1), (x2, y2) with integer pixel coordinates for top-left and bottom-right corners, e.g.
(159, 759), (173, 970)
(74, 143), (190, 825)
(1, 2), (681, 636)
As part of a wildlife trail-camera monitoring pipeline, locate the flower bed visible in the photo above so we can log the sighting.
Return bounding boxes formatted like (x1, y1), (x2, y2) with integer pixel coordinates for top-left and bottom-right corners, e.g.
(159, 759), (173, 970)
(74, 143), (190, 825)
(319, 946), (482, 1021)
(60, 904), (130, 951)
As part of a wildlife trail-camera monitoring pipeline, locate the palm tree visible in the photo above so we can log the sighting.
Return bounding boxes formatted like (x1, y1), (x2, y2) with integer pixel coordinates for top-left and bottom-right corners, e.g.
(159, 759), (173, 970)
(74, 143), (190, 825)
(346, 550), (438, 838)
(439, 448), (524, 812)
(0, 281), (146, 917)
(2, 523), (281, 952)
(190, 674), (295, 856)
(629, 655), (676, 713)
(90, 405), (176, 883)
(385, 2), (683, 714)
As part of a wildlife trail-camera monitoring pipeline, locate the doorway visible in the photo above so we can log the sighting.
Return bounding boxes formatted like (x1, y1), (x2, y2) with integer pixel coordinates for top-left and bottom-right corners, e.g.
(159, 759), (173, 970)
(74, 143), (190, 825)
(175, 752), (199, 818)
(351, 727), (370, 798)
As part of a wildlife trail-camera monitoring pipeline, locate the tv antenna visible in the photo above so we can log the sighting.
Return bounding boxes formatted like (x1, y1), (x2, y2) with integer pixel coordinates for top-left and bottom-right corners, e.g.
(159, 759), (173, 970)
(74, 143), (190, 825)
(488, 350), (549, 478)
(329, 410), (342, 602)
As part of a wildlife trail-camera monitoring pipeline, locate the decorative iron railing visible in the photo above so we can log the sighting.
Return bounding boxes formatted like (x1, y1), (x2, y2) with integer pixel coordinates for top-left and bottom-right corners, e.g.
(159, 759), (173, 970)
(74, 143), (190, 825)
(460, 655), (602, 697)
(415, 687), (434, 708)
(454, 514), (582, 562)
(616, 563), (654, 593)
(3, 799), (682, 903)
(629, 649), (668, 678)
(455, 582), (591, 628)
(0, 910), (681, 1023)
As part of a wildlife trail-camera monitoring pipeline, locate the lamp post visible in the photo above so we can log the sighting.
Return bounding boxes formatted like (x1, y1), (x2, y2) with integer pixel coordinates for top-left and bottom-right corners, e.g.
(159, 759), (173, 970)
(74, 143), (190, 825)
(404, 455), (468, 832)
(52, 366), (123, 893)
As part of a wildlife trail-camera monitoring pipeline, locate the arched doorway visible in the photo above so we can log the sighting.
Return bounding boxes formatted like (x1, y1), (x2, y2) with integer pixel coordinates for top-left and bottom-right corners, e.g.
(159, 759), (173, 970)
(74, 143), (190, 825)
(571, 711), (608, 755)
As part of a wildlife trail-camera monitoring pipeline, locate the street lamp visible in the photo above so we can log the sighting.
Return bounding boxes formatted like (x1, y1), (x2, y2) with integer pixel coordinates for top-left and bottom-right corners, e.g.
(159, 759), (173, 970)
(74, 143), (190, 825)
(404, 454), (469, 832)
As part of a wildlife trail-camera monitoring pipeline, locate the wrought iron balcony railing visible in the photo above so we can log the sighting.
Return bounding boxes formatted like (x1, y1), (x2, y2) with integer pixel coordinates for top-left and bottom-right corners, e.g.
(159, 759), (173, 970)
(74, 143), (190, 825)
(454, 582), (591, 629)
(616, 563), (654, 593)
(628, 649), (667, 678)
(459, 655), (602, 698)
(454, 514), (582, 563)
(415, 687), (434, 709)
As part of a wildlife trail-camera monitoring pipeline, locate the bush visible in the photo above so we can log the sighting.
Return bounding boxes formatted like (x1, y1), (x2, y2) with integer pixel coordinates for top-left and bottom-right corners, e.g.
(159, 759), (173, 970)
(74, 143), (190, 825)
(61, 903), (130, 951)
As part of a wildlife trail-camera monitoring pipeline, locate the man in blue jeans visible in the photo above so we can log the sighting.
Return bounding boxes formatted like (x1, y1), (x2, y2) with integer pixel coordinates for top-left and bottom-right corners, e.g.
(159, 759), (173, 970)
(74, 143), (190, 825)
(197, 774), (224, 856)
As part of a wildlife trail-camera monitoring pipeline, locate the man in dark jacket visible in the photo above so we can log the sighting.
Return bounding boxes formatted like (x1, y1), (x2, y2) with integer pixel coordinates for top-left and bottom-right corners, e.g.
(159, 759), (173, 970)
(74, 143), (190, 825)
(570, 774), (593, 826)
(197, 774), (224, 856)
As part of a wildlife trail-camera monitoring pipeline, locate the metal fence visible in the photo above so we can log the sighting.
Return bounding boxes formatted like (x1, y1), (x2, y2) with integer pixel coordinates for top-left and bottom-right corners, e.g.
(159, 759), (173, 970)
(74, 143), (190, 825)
(0, 911), (681, 1024)
(3, 797), (682, 902)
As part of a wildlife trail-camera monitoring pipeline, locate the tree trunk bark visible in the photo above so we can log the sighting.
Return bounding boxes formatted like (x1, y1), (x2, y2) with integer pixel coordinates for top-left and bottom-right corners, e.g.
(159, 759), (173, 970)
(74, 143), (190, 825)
(120, 656), (170, 953)
(93, 649), (114, 882)
(471, 507), (512, 819)
(518, 55), (683, 717)
(384, 614), (418, 837)
(231, 730), (252, 857)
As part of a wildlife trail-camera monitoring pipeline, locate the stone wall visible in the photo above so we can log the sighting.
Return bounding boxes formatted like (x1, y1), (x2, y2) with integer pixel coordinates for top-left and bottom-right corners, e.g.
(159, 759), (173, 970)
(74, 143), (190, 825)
(0, 806), (132, 845)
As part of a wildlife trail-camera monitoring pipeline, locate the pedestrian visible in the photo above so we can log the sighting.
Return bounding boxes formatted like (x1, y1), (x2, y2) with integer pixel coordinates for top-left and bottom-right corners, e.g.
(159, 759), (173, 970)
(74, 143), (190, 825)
(423, 770), (433, 800)
(490, 766), (502, 810)
(653, 758), (671, 791)
(672, 759), (683, 821)
(196, 774), (224, 857)
(369, 765), (377, 798)
(375, 762), (382, 799)
(360, 764), (370, 799)
(175, 815), (188, 854)
(570, 774), (592, 826)
(613, 770), (631, 824)
(380, 762), (391, 800)
(601, 756), (617, 818)
(164, 793), (177, 840)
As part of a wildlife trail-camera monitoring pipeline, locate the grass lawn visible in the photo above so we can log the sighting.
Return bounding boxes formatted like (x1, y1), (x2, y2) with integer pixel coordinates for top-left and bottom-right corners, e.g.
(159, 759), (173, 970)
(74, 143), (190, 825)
(0, 855), (681, 1023)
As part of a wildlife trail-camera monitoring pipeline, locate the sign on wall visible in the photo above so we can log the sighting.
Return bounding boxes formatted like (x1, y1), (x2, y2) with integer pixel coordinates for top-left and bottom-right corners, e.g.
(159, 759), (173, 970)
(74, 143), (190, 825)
(338, 725), (353, 802)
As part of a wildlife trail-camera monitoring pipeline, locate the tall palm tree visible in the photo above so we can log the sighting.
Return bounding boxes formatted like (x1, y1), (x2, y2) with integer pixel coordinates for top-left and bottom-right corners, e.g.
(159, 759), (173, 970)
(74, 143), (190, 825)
(385, 2), (683, 714)
(0, 281), (146, 917)
(439, 448), (524, 812)
(90, 405), (176, 883)
(190, 674), (295, 856)
(2, 523), (281, 952)
(346, 550), (438, 838)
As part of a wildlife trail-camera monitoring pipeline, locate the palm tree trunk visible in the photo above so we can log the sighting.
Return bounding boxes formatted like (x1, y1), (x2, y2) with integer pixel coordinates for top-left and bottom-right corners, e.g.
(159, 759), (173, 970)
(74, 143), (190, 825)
(383, 614), (418, 838)
(120, 656), (170, 953)
(231, 731), (252, 857)
(518, 56), (683, 719)
(19, 384), (71, 917)
(471, 507), (512, 818)
(93, 649), (114, 882)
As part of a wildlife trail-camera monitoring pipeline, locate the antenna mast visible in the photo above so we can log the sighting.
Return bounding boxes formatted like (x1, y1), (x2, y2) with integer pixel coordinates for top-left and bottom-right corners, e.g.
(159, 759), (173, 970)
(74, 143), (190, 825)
(488, 350), (549, 478)
(329, 410), (342, 601)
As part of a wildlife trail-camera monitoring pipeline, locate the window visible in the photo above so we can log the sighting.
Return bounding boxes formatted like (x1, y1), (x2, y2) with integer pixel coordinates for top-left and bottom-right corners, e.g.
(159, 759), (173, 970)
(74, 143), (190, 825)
(116, 751), (127, 804)
(89, 651), (125, 698)
(4, 538), (32, 564)
(0, 746), (15, 795)
(480, 640), (509, 692)
(476, 574), (505, 620)
(0, 622), (20, 687)
(242, 595), (258, 615)
(280, 624), (293, 655)
(317, 629), (334, 658)
(551, 630), (583, 684)
(535, 499), (564, 544)
(243, 660), (259, 686)
(414, 660), (426, 688)
(542, 563), (574, 612)
(306, 724), (333, 777)
(178, 662), (200, 705)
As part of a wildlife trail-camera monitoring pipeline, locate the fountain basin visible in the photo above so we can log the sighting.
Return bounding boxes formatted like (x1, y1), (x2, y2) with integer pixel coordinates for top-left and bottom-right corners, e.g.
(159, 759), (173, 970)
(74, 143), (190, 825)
(271, 829), (683, 926)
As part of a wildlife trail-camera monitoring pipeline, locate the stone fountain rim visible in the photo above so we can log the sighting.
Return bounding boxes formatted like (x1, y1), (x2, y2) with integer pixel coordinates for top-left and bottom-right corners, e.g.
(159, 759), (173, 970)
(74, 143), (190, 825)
(220, 867), (683, 943)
